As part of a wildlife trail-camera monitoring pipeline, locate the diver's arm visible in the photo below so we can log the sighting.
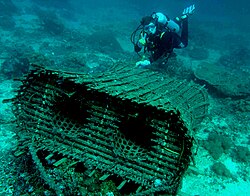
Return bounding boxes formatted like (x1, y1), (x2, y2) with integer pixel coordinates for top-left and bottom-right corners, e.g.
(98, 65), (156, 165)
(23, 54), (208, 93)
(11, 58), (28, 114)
(179, 17), (188, 48)
(176, 4), (195, 21)
(134, 33), (147, 53)
(172, 25), (188, 49)
(173, 4), (195, 36)
(134, 43), (142, 53)
(172, 4), (195, 48)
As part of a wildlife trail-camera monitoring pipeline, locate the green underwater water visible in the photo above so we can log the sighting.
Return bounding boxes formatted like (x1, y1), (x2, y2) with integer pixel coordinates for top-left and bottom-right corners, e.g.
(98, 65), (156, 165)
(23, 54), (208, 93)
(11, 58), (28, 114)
(0, 0), (249, 195)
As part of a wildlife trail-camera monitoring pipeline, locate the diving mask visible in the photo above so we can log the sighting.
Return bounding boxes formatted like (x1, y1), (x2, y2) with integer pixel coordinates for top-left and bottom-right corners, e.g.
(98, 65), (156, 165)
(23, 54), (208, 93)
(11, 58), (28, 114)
(144, 22), (156, 35)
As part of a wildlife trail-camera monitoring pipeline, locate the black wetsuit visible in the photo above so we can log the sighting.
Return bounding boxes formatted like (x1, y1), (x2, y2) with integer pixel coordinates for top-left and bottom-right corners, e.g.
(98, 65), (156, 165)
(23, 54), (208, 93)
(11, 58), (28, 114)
(135, 18), (188, 62)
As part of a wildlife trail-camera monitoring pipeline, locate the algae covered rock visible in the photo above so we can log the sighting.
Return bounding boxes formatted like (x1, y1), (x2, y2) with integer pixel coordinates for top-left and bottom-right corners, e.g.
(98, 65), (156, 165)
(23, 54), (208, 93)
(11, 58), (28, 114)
(194, 62), (250, 97)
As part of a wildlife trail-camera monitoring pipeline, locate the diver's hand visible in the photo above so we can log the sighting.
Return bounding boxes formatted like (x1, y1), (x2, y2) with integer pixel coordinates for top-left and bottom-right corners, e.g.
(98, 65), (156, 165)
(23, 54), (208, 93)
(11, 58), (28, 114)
(138, 33), (147, 47)
(135, 60), (151, 68)
(182, 4), (195, 19)
(183, 4), (195, 15)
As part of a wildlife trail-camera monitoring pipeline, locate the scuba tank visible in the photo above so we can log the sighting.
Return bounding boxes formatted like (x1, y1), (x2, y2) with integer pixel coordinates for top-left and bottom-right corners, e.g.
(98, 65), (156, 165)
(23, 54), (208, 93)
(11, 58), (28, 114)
(152, 12), (180, 33)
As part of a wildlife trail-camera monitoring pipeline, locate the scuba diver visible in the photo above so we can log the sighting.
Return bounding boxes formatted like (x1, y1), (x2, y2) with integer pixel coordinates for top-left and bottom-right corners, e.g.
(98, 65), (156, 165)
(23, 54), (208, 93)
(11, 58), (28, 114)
(131, 5), (195, 68)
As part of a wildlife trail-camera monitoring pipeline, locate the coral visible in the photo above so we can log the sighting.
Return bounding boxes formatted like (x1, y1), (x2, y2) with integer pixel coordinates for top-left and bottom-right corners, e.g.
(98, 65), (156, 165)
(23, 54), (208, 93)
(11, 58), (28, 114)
(202, 132), (233, 160)
(1, 54), (30, 79)
(233, 99), (250, 113)
(0, 44), (53, 79)
(187, 46), (209, 60)
(100, 180), (119, 196)
(194, 62), (250, 97)
(33, 0), (71, 9)
(0, 16), (15, 29)
(63, 52), (87, 69)
(231, 146), (250, 164)
(86, 30), (123, 55)
(218, 47), (250, 69)
(36, 9), (65, 35)
(211, 162), (233, 178)
(0, 0), (18, 16)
